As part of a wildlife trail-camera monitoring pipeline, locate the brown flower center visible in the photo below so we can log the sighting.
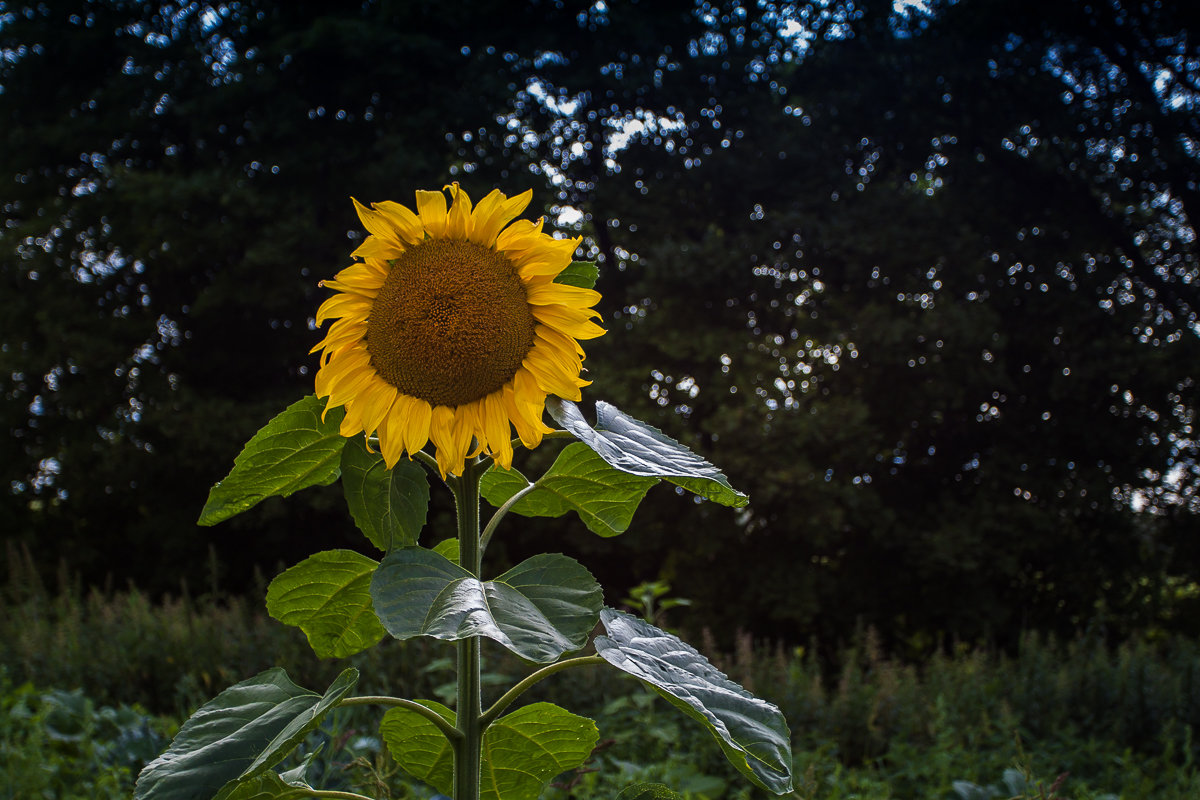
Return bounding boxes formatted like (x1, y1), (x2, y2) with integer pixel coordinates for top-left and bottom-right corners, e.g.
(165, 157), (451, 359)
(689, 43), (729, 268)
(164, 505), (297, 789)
(366, 239), (535, 408)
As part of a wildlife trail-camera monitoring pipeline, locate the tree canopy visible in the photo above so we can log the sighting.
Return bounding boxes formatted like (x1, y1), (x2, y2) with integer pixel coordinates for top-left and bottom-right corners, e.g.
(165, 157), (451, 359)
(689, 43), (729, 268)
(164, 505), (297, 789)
(3, 0), (1197, 646)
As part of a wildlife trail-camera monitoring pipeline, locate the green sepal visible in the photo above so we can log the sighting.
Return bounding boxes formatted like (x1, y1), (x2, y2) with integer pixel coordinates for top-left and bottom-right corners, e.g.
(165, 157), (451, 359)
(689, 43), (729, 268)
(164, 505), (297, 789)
(134, 667), (358, 800)
(340, 436), (430, 551)
(547, 398), (748, 507)
(595, 609), (792, 794)
(481, 443), (658, 536)
(265, 550), (386, 658)
(554, 260), (599, 289)
(370, 547), (602, 663)
(199, 396), (346, 526)
(382, 701), (597, 800)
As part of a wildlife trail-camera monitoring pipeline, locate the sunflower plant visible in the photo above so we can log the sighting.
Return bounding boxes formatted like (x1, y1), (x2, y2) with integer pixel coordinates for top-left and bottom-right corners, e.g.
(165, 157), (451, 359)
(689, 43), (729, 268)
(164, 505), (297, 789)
(134, 186), (793, 800)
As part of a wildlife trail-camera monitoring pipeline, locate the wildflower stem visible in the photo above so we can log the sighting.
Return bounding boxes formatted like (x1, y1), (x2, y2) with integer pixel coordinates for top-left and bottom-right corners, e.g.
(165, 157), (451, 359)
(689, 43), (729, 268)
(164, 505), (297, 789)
(450, 457), (485, 800)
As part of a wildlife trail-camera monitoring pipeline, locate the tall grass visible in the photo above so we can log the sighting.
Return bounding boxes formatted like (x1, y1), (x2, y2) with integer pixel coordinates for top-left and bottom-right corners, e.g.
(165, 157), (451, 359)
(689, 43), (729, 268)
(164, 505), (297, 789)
(2, 543), (446, 716)
(696, 625), (1200, 769)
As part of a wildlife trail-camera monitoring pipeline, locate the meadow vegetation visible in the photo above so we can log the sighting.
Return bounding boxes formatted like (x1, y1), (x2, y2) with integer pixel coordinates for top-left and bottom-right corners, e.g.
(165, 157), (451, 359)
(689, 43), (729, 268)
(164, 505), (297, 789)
(4, 550), (1199, 800)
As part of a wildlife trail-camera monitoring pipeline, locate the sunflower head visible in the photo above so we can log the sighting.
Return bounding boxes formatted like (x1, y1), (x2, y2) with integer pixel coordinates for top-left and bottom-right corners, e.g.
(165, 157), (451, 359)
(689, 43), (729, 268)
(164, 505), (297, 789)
(313, 184), (604, 477)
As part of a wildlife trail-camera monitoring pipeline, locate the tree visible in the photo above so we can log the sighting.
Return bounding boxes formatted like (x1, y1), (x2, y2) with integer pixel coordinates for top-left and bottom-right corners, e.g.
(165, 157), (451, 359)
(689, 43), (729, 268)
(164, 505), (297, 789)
(458, 0), (1200, 644)
(2, 0), (1196, 646)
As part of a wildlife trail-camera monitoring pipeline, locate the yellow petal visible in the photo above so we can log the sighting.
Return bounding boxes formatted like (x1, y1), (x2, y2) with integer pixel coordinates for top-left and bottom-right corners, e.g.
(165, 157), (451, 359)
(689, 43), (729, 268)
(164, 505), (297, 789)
(315, 346), (369, 396)
(376, 407), (406, 468)
(352, 198), (403, 246)
(524, 347), (585, 401)
(481, 392), (514, 469)
(505, 375), (551, 449)
(536, 321), (585, 358)
(495, 217), (543, 251)
(339, 402), (367, 438)
(470, 189), (532, 246)
(415, 189), (448, 238)
(373, 200), (424, 244)
(316, 293), (371, 325)
(453, 404), (482, 462)
(512, 367), (548, 413)
(531, 304), (606, 340)
(429, 405), (458, 478)
(340, 380), (390, 439)
(359, 381), (399, 437)
(351, 236), (403, 261)
(310, 324), (362, 356)
(533, 327), (584, 377)
(525, 282), (601, 308)
(397, 394), (432, 456)
(445, 183), (473, 240)
(322, 351), (376, 405)
(325, 368), (377, 411)
(330, 262), (387, 290)
(510, 236), (580, 278)
(322, 275), (384, 298)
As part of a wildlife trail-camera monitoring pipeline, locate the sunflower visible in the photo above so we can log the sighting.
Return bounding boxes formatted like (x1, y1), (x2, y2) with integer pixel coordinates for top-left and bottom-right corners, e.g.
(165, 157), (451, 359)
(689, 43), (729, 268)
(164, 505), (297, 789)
(312, 184), (604, 478)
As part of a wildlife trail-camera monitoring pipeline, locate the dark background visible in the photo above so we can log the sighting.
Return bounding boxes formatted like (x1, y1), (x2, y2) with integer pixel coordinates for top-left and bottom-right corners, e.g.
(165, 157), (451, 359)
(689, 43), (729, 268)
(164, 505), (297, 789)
(3, 0), (1198, 651)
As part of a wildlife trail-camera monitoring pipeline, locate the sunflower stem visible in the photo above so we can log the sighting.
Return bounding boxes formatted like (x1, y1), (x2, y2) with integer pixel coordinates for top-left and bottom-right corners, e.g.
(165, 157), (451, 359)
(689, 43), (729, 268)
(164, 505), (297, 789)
(450, 457), (485, 800)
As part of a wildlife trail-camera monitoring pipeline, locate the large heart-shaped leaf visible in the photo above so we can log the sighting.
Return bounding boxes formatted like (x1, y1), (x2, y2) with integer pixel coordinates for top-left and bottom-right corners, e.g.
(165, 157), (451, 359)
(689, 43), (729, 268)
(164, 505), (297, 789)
(481, 443), (658, 536)
(547, 398), (748, 508)
(340, 436), (429, 551)
(199, 396), (346, 526)
(594, 610), (792, 794)
(382, 701), (597, 800)
(134, 668), (358, 800)
(266, 550), (385, 658)
(371, 548), (602, 663)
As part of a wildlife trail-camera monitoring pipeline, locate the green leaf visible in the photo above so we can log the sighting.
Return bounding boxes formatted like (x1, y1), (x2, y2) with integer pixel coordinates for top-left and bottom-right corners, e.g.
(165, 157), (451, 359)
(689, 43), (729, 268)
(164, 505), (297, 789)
(199, 396), (347, 526)
(340, 436), (430, 551)
(479, 463), (532, 507)
(554, 260), (599, 289)
(382, 702), (597, 800)
(546, 398), (748, 508)
(380, 700), (455, 796)
(481, 443), (658, 536)
(432, 537), (460, 565)
(594, 610), (792, 794)
(371, 548), (602, 663)
(220, 771), (311, 800)
(481, 702), (598, 800)
(615, 784), (685, 800)
(134, 668), (358, 800)
(265, 550), (386, 658)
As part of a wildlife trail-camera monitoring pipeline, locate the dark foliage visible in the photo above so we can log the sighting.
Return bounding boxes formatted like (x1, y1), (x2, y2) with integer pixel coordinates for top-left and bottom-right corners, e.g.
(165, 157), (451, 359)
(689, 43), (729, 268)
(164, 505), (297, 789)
(2, 0), (1197, 646)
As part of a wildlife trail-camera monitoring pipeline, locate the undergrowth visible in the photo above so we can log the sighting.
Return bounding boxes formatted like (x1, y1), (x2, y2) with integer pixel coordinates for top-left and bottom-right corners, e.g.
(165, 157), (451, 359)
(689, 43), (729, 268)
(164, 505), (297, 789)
(4, 546), (1200, 799)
